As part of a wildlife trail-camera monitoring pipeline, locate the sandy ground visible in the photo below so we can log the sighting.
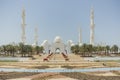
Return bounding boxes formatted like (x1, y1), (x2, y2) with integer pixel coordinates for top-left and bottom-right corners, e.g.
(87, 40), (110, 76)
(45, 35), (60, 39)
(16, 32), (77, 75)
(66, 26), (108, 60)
(48, 78), (77, 80)
(8, 78), (31, 80)
(8, 73), (77, 80)
(84, 71), (119, 76)
(9, 77), (77, 80)
(47, 73), (77, 80)
(95, 72), (118, 76)
(7, 71), (120, 80)
(0, 71), (118, 80)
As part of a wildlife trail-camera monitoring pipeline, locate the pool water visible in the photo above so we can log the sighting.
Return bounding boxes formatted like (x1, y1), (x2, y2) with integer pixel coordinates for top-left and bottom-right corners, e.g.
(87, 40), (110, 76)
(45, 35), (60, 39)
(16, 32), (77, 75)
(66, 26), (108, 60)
(0, 57), (29, 61)
(84, 57), (120, 61)
(0, 67), (120, 72)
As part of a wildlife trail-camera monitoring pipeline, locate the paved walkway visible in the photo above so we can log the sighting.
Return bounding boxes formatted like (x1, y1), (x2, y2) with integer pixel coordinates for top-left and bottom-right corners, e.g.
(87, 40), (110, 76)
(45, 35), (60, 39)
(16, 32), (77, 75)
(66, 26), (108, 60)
(8, 72), (77, 80)
(8, 72), (59, 80)
(8, 78), (31, 80)
(48, 74), (77, 80)
(48, 78), (77, 80)
(9, 77), (77, 80)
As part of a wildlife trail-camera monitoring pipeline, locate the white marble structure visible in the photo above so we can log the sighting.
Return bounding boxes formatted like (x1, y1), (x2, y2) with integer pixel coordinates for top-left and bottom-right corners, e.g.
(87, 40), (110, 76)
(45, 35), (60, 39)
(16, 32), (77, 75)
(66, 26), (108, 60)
(34, 27), (38, 46)
(79, 27), (82, 46)
(41, 40), (50, 53)
(67, 40), (75, 53)
(90, 7), (95, 45)
(21, 8), (26, 44)
(41, 36), (74, 54)
(32, 27), (38, 47)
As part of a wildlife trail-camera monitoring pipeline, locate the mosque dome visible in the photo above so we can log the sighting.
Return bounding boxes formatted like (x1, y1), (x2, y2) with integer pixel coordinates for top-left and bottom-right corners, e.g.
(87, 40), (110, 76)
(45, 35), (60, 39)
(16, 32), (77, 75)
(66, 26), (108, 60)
(67, 40), (73, 44)
(71, 43), (75, 46)
(54, 36), (62, 43)
(41, 40), (49, 46)
(67, 40), (74, 46)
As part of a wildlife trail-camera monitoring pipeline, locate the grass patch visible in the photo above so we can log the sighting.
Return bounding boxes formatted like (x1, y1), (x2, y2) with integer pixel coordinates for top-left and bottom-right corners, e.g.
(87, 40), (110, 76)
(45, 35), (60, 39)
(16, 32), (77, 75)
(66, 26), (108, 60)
(95, 60), (120, 62)
(0, 72), (39, 80)
(32, 66), (50, 69)
(61, 65), (74, 69)
(60, 72), (120, 80)
(112, 71), (120, 75)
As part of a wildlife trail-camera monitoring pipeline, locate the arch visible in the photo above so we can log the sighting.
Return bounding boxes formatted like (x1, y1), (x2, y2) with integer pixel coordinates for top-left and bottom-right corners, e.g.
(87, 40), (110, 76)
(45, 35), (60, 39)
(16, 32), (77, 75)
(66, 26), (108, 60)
(55, 48), (61, 54)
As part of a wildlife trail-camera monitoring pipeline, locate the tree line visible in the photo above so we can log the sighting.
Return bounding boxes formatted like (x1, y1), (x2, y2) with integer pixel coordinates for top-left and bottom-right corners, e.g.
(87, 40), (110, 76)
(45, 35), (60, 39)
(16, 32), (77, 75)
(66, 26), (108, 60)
(71, 44), (119, 56)
(0, 43), (119, 57)
(0, 43), (44, 57)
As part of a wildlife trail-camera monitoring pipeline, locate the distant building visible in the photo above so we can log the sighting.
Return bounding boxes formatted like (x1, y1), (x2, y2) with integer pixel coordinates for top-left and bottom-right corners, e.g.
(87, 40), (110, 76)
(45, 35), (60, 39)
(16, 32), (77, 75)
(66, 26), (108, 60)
(41, 36), (74, 54)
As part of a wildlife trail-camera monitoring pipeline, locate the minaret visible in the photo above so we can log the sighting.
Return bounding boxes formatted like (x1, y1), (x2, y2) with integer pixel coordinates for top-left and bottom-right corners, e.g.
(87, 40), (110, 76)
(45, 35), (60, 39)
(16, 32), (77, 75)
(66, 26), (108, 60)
(34, 27), (38, 46)
(90, 7), (95, 45)
(79, 27), (82, 46)
(21, 7), (26, 44)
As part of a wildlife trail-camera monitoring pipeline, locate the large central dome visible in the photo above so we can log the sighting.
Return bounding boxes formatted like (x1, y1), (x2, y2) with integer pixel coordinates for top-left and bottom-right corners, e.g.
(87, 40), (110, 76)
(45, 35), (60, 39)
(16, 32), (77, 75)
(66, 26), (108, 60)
(54, 36), (62, 43)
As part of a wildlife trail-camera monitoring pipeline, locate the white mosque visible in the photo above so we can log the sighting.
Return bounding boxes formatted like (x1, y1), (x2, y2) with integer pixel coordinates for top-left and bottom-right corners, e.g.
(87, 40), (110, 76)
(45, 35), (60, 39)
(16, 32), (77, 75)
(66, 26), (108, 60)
(41, 36), (74, 54)
(21, 7), (95, 54)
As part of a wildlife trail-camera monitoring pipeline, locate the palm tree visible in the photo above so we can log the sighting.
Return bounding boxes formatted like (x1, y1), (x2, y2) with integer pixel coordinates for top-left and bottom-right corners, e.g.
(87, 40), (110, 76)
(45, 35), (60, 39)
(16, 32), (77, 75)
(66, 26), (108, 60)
(74, 45), (80, 54)
(105, 45), (110, 55)
(18, 43), (25, 57)
(2, 45), (7, 56)
(81, 44), (88, 56)
(14, 45), (19, 56)
(25, 45), (33, 57)
(39, 46), (44, 53)
(9, 45), (15, 57)
(34, 46), (40, 54)
(71, 46), (75, 53)
(92, 46), (98, 53)
(6, 44), (11, 56)
(71, 45), (80, 54)
(96, 45), (104, 54)
(87, 44), (93, 56)
(4, 44), (16, 57)
(0, 46), (4, 55)
(111, 45), (119, 53)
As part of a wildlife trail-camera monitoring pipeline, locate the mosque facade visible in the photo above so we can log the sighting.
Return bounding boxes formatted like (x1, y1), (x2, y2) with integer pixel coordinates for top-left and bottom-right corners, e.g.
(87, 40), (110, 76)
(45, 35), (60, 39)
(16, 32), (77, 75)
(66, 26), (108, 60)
(41, 36), (74, 54)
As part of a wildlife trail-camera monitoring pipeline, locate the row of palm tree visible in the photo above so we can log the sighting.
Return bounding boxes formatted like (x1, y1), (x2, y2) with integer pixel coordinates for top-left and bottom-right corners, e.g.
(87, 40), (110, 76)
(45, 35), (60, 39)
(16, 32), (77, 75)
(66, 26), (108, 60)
(71, 44), (119, 56)
(0, 43), (44, 57)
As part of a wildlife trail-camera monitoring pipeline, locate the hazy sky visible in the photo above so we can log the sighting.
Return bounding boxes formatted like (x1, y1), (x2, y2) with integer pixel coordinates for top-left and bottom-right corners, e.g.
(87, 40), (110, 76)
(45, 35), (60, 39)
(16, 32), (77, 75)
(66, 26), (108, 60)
(0, 0), (120, 46)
